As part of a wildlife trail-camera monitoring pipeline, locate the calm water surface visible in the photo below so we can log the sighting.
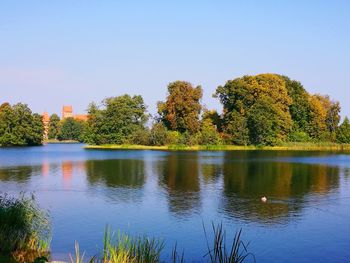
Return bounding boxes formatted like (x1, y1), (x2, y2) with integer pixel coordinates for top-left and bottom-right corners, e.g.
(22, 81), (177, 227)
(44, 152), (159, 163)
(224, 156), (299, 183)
(0, 144), (350, 262)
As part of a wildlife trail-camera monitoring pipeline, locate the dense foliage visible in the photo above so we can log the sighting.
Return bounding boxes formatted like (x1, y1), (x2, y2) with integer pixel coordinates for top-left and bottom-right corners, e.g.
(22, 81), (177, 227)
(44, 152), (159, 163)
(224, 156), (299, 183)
(48, 114), (60, 140)
(157, 81), (203, 134)
(336, 117), (350, 143)
(0, 103), (43, 146)
(58, 117), (85, 141)
(84, 95), (148, 145)
(215, 74), (341, 145)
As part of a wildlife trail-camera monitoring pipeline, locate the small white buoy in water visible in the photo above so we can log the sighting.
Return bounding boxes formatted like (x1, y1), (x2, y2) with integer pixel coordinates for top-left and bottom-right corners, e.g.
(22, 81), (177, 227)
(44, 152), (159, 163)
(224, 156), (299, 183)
(261, 196), (267, 202)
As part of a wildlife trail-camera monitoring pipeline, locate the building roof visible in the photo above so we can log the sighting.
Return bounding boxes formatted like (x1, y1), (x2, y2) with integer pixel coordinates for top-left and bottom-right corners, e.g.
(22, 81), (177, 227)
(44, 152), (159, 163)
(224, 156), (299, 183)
(62, 105), (73, 113)
(74, 114), (88, 121)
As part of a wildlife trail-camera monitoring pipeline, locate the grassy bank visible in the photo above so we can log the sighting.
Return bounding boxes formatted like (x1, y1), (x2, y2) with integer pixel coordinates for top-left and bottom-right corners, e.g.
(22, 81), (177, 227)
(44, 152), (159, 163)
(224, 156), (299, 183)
(85, 142), (350, 151)
(46, 139), (80, 144)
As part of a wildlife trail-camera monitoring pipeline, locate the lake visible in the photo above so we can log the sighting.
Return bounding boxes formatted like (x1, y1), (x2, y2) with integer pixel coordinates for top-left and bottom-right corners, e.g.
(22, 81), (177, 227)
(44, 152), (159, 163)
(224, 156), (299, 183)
(0, 144), (350, 262)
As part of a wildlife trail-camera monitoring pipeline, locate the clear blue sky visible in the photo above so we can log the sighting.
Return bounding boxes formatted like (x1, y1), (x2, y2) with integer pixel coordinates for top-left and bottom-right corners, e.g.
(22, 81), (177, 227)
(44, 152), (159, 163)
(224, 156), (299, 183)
(1, 0), (349, 118)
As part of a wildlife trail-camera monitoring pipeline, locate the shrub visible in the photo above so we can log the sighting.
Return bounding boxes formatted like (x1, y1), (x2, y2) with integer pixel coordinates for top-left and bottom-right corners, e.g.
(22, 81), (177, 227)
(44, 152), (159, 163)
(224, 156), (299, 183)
(166, 131), (182, 145)
(128, 128), (151, 145)
(149, 123), (169, 146)
(0, 193), (51, 262)
(289, 130), (312, 142)
(199, 120), (223, 145)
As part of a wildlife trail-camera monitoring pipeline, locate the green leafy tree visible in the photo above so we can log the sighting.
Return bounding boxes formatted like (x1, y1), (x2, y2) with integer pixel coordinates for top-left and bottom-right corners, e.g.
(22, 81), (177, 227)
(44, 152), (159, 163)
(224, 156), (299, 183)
(30, 113), (44, 145)
(247, 96), (285, 145)
(48, 114), (61, 140)
(215, 74), (292, 145)
(282, 76), (311, 132)
(58, 118), (85, 141)
(202, 109), (222, 132)
(336, 117), (350, 143)
(0, 103), (43, 146)
(158, 81), (203, 134)
(222, 110), (249, 145)
(84, 102), (104, 144)
(199, 118), (222, 145)
(85, 95), (148, 145)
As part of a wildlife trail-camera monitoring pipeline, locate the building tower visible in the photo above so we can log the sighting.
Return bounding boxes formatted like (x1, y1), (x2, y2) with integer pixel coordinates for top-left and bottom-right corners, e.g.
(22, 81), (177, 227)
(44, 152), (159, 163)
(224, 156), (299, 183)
(42, 112), (50, 141)
(62, 105), (73, 119)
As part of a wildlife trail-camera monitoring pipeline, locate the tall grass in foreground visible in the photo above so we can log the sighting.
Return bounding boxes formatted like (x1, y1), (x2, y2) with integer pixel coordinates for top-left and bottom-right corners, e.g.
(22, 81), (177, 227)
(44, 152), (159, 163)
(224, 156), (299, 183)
(70, 225), (254, 263)
(204, 223), (255, 263)
(0, 193), (51, 263)
(102, 226), (164, 263)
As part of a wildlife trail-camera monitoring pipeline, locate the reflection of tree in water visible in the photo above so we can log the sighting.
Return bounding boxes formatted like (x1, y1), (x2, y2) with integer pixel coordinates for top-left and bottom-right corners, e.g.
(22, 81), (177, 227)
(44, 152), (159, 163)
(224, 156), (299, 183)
(200, 162), (222, 184)
(85, 159), (146, 203)
(86, 159), (145, 189)
(0, 165), (42, 182)
(155, 153), (200, 216)
(218, 151), (340, 223)
(344, 167), (350, 181)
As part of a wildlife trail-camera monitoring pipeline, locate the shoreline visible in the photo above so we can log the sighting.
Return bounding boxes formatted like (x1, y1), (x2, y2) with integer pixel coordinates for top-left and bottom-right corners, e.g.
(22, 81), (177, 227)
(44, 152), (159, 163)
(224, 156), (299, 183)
(45, 139), (81, 144)
(84, 143), (350, 151)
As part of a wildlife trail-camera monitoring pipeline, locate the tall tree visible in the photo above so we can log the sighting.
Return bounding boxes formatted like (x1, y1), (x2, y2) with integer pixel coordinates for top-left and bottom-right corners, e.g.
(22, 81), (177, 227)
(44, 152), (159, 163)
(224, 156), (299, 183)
(222, 110), (249, 145)
(315, 95), (341, 140)
(215, 74), (292, 145)
(247, 96), (286, 145)
(158, 81), (203, 134)
(307, 94), (340, 141)
(336, 117), (350, 144)
(202, 109), (222, 132)
(48, 114), (61, 139)
(282, 76), (311, 132)
(85, 95), (148, 145)
(0, 103), (43, 146)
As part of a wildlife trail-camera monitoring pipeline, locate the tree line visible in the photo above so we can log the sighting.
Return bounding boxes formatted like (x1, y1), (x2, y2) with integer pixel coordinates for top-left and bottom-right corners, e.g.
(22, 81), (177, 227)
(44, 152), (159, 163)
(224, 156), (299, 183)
(81, 73), (350, 146)
(1, 73), (350, 147)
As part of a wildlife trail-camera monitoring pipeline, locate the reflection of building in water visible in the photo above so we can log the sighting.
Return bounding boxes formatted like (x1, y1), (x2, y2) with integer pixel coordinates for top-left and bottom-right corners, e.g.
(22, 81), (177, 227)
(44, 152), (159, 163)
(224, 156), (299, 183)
(41, 160), (50, 177)
(62, 161), (73, 182)
(156, 153), (201, 216)
(61, 161), (86, 188)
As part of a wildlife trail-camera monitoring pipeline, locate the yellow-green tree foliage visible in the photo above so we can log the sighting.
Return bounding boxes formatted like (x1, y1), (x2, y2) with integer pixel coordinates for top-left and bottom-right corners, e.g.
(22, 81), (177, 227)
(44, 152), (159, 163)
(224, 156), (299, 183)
(215, 74), (340, 145)
(158, 81), (203, 134)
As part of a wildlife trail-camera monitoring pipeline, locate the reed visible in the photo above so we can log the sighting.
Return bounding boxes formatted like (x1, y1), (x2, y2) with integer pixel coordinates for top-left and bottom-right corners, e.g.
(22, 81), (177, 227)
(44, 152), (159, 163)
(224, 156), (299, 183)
(170, 243), (184, 263)
(102, 226), (164, 263)
(203, 223), (255, 263)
